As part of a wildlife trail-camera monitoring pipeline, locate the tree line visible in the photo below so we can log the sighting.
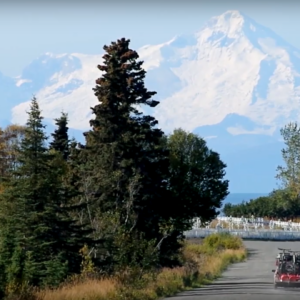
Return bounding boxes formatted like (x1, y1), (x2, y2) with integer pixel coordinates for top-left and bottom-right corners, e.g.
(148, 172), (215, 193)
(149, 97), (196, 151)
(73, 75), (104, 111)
(0, 38), (229, 297)
(223, 123), (300, 220)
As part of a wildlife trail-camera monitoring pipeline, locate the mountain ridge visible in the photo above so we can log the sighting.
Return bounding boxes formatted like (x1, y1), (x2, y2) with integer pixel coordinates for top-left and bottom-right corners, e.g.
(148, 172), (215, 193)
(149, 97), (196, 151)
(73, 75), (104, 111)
(1, 9), (297, 192)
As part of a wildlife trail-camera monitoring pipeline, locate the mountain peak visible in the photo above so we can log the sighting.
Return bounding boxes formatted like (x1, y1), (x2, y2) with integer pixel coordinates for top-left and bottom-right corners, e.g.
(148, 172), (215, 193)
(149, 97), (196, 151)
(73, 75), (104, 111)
(2, 10), (298, 193)
(201, 10), (258, 39)
(221, 10), (245, 19)
(9, 8), (300, 135)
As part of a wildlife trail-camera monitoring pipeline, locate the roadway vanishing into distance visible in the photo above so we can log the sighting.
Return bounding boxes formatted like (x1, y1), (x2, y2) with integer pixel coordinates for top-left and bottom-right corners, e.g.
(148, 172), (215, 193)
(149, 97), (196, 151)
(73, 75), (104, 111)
(166, 241), (300, 300)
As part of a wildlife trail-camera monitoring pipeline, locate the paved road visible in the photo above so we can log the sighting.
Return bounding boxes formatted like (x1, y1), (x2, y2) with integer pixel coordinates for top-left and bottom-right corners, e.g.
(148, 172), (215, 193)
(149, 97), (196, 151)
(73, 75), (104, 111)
(166, 241), (300, 300)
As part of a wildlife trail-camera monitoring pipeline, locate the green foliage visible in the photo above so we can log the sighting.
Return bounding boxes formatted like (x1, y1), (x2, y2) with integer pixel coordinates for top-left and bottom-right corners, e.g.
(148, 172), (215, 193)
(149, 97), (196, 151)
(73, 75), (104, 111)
(201, 232), (243, 251)
(79, 244), (96, 276)
(114, 234), (245, 300)
(42, 254), (69, 288)
(276, 122), (300, 193)
(223, 122), (300, 219)
(0, 98), (91, 296)
(275, 122), (300, 213)
(185, 233), (244, 257)
(0, 38), (233, 298)
(0, 124), (26, 182)
(50, 112), (70, 161)
(113, 231), (160, 286)
(6, 245), (27, 294)
(223, 189), (300, 219)
(166, 128), (229, 226)
(74, 37), (175, 270)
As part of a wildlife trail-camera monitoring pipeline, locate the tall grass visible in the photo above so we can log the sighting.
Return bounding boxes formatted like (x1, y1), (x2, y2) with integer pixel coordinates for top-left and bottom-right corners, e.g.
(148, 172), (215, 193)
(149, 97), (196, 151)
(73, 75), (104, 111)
(29, 232), (246, 300)
(36, 278), (116, 300)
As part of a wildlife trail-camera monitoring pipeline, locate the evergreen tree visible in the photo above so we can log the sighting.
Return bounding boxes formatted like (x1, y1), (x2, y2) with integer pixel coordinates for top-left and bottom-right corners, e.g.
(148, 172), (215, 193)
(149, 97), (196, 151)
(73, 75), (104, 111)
(50, 112), (70, 161)
(78, 38), (173, 271)
(0, 98), (91, 293)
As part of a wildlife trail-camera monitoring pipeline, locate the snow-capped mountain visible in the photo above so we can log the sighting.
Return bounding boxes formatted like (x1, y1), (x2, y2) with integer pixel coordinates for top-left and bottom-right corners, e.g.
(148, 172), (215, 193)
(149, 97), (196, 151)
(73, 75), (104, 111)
(2, 9), (298, 193)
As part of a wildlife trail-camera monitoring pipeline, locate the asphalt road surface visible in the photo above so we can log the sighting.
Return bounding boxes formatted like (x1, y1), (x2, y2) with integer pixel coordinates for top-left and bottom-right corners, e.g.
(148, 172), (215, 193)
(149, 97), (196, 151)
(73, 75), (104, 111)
(166, 241), (300, 300)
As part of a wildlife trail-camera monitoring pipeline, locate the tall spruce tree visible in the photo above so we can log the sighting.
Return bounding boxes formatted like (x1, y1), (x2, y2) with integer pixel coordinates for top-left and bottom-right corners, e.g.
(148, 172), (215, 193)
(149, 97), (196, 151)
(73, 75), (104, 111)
(0, 98), (91, 293)
(50, 112), (70, 161)
(49, 115), (94, 258)
(78, 38), (174, 271)
(49, 113), (79, 207)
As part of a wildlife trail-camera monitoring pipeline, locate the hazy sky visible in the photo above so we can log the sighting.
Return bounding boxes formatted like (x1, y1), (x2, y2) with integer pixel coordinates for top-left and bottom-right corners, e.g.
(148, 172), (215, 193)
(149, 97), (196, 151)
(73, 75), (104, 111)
(1, 0), (300, 77)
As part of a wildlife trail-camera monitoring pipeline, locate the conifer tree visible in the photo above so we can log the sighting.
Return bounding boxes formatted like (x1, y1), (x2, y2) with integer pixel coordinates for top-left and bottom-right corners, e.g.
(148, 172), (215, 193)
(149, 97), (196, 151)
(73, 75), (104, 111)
(79, 38), (173, 271)
(0, 98), (91, 292)
(50, 112), (70, 161)
(49, 114), (80, 207)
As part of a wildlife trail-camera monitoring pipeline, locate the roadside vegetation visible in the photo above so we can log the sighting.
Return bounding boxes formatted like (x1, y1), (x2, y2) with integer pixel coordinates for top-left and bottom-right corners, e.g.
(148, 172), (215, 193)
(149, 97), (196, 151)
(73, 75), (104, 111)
(224, 122), (300, 220)
(0, 38), (234, 299)
(35, 233), (246, 300)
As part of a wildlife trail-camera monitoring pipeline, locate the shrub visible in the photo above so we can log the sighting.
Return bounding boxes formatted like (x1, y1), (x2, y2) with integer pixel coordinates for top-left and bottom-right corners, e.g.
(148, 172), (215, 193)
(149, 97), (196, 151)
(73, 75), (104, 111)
(201, 232), (243, 251)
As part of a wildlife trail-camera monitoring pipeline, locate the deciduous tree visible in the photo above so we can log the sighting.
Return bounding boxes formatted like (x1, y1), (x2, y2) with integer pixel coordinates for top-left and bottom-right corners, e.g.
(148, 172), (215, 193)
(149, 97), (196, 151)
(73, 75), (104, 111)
(167, 128), (229, 227)
(0, 124), (25, 179)
(276, 122), (300, 201)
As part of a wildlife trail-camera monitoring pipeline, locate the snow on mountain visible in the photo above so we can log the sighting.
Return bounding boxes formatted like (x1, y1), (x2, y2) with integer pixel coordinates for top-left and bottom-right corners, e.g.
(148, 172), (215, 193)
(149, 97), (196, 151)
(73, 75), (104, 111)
(3, 9), (300, 192)
(153, 10), (300, 134)
(10, 53), (96, 129)
(10, 10), (300, 136)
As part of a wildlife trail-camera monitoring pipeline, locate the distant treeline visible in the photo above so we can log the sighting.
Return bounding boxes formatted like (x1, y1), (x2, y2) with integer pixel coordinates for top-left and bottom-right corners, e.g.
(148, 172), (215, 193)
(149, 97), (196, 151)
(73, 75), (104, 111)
(223, 189), (300, 219)
(224, 122), (300, 220)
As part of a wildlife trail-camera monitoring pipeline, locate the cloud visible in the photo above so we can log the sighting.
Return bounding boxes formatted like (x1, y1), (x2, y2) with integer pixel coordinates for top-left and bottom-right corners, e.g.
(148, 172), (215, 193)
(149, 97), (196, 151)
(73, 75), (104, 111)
(226, 125), (276, 136)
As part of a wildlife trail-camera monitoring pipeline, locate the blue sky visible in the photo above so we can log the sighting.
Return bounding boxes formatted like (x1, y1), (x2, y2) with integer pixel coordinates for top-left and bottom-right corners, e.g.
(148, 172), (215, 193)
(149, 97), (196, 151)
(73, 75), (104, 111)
(1, 0), (300, 77)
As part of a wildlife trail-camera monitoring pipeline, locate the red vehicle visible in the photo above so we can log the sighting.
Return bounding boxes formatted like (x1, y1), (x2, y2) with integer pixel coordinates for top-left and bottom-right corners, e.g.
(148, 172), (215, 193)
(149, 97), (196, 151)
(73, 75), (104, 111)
(272, 248), (300, 288)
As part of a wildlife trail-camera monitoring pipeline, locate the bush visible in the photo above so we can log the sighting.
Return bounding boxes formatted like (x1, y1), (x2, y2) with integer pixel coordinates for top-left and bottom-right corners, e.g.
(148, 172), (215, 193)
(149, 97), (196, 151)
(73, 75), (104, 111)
(201, 232), (243, 251)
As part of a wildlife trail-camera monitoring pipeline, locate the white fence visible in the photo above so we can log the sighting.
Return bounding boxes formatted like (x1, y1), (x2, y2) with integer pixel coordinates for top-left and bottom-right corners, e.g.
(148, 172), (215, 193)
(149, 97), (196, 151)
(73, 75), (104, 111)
(187, 216), (300, 240)
(192, 216), (300, 231)
(185, 228), (300, 240)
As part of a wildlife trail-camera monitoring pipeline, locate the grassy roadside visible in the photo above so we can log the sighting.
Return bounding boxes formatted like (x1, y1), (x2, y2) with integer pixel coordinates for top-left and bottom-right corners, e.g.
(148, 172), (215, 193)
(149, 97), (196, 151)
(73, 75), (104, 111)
(34, 233), (247, 300)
